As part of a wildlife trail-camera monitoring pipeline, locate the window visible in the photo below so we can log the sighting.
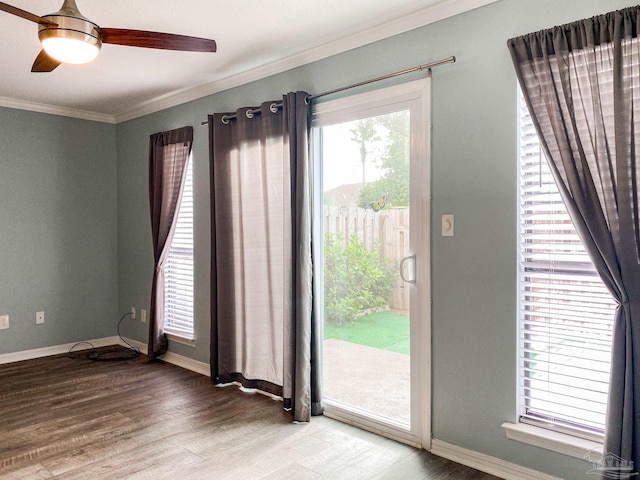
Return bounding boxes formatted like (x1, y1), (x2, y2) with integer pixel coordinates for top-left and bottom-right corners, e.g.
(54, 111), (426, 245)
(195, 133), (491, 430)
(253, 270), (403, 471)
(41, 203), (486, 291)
(518, 94), (616, 438)
(163, 155), (194, 339)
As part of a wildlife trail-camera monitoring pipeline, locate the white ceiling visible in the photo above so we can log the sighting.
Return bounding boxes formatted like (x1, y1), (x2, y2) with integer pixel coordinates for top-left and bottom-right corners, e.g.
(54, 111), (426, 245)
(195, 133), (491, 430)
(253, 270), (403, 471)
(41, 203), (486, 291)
(0, 0), (495, 123)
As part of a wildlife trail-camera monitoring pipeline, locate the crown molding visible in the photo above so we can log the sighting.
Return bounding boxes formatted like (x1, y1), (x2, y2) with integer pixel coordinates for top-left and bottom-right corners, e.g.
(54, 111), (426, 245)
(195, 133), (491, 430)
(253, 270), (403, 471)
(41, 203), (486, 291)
(1, 0), (497, 124)
(113, 0), (498, 123)
(0, 95), (116, 124)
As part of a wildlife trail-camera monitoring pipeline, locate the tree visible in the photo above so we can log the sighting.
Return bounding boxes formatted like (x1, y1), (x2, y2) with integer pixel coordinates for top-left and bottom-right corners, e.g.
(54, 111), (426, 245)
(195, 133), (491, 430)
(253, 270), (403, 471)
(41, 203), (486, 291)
(358, 110), (410, 208)
(350, 118), (380, 186)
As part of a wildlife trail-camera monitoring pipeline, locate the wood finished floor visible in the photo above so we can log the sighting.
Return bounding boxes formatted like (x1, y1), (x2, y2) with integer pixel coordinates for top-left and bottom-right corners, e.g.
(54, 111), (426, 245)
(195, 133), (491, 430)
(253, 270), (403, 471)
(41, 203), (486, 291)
(0, 346), (501, 480)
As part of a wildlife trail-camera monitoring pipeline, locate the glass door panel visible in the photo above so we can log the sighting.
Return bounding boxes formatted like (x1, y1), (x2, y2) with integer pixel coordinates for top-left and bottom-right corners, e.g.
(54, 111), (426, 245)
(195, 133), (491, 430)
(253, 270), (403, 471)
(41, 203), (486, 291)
(320, 109), (413, 427)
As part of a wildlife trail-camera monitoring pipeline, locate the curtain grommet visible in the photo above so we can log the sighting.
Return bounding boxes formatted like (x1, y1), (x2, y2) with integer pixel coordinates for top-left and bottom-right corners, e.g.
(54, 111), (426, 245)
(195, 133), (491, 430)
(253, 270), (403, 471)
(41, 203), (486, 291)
(221, 115), (230, 125)
(270, 103), (279, 114)
(246, 110), (254, 119)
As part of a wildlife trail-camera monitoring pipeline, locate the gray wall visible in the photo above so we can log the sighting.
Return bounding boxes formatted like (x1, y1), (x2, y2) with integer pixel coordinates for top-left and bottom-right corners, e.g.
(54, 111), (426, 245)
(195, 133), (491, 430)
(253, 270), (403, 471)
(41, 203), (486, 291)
(117, 2), (635, 478)
(0, 107), (117, 353)
(0, 0), (630, 478)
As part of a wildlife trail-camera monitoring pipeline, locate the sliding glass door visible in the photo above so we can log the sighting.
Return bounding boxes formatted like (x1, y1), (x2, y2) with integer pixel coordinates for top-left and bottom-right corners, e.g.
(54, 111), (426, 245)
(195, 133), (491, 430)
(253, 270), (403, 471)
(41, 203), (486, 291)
(312, 79), (431, 446)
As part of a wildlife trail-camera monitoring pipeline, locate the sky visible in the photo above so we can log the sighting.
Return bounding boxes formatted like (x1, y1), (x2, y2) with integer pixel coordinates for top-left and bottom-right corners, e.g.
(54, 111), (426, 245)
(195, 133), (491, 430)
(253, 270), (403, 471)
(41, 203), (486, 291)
(320, 119), (386, 192)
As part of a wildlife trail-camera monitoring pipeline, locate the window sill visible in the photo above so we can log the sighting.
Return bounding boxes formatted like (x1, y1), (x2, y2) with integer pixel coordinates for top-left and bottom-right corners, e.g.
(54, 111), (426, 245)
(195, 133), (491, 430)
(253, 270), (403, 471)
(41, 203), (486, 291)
(166, 332), (196, 347)
(502, 422), (603, 462)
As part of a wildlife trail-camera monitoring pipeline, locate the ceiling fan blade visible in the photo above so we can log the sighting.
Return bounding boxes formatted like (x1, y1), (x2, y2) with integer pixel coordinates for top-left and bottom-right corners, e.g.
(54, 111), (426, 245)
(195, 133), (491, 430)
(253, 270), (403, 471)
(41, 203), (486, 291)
(31, 50), (62, 73)
(99, 28), (216, 52)
(0, 2), (57, 25)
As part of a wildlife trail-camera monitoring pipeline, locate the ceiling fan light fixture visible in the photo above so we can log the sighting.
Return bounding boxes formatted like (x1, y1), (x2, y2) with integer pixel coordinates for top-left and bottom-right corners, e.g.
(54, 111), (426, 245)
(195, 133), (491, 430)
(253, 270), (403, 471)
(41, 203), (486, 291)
(2, 0), (217, 73)
(41, 35), (100, 64)
(37, 0), (101, 65)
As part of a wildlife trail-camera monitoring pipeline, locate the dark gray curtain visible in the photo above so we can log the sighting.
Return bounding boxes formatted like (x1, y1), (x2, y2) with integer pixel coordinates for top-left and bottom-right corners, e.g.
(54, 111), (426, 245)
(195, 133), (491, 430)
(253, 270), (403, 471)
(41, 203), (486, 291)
(148, 126), (193, 359)
(208, 92), (322, 421)
(508, 6), (640, 475)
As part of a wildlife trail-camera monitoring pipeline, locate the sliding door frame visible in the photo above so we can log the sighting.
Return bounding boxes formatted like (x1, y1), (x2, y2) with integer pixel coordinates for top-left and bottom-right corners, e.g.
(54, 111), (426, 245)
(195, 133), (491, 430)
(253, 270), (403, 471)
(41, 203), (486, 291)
(311, 78), (432, 449)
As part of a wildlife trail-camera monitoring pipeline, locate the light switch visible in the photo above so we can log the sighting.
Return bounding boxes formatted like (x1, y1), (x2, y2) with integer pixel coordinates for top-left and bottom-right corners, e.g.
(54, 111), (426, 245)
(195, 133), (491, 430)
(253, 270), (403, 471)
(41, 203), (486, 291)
(442, 214), (454, 237)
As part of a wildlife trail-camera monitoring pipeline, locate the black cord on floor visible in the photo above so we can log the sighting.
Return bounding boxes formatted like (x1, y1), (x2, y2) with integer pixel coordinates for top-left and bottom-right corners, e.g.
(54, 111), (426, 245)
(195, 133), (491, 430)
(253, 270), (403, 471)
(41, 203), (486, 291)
(68, 312), (140, 361)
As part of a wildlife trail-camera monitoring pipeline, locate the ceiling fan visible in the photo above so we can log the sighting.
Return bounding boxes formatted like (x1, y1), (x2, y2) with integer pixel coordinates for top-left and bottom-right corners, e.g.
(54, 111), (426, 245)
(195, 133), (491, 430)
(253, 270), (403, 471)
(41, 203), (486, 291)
(0, 0), (217, 72)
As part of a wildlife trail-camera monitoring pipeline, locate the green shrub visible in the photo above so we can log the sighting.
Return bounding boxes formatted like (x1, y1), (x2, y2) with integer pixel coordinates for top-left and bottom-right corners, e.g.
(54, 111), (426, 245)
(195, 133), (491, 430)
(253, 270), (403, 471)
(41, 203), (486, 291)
(324, 233), (394, 326)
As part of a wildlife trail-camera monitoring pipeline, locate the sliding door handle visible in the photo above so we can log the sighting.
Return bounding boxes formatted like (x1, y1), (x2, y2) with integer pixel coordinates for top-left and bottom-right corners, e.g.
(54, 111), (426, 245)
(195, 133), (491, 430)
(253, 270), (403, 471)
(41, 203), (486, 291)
(399, 254), (416, 284)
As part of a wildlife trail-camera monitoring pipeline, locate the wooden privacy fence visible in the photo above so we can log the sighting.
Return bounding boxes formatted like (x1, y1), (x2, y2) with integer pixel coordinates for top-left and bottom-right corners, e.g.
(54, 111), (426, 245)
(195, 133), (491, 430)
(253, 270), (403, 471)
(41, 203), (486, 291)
(324, 205), (410, 311)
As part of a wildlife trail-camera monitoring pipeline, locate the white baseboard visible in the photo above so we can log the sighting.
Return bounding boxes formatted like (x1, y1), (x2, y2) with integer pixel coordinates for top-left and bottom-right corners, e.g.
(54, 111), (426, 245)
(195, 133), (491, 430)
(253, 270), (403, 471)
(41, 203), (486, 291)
(119, 337), (147, 354)
(161, 351), (210, 376)
(118, 337), (210, 377)
(430, 439), (562, 480)
(0, 337), (120, 364)
(0, 336), (209, 380)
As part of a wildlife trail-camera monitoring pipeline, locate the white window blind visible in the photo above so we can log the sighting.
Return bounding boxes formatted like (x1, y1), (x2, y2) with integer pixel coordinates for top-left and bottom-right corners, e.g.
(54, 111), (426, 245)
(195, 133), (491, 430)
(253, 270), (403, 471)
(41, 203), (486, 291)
(164, 155), (194, 339)
(518, 95), (616, 437)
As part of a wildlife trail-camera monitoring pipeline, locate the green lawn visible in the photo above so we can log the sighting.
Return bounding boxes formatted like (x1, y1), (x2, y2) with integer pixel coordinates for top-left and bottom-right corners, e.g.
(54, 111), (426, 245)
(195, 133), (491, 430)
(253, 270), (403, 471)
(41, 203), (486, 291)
(324, 310), (410, 355)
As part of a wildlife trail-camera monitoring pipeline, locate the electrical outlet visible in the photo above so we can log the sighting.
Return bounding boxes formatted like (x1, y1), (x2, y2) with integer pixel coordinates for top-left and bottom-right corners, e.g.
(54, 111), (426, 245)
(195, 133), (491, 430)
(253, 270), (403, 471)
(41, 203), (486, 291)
(141, 309), (146, 323)
(36, 311), (45, 324)
(0, 315), (8, 330)
(131, 307), (136, 319)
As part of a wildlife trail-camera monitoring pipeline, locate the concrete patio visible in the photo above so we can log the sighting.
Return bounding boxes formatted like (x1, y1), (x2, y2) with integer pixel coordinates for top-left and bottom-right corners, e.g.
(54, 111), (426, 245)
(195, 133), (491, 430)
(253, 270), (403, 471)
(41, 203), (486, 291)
(323, 338), (411, 425)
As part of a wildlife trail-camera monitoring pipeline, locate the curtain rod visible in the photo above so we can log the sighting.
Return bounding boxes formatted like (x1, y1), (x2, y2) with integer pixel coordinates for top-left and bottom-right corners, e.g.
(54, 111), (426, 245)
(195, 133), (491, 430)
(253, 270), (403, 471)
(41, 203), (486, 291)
(200, 55), (455, 126)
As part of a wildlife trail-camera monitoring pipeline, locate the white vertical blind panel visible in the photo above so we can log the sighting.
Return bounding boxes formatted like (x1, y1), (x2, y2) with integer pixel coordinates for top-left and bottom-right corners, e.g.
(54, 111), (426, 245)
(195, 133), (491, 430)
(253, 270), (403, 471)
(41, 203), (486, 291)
(164, 156), (194, 338)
